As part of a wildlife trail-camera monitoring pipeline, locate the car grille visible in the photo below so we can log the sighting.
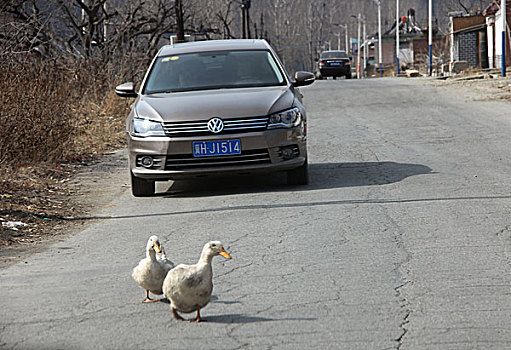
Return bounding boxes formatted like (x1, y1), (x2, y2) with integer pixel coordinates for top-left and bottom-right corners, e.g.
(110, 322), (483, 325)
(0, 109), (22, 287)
(165, 149), (271, 170)
(162, 116), (268, 137)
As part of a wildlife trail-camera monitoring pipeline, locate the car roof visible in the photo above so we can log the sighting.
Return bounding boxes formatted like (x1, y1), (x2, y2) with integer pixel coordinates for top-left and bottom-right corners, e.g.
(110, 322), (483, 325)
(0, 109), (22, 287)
(158, 39), (272, 56)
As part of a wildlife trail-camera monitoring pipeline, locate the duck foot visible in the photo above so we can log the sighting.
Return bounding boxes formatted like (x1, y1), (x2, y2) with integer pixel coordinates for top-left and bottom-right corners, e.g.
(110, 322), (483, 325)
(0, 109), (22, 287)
(142, 298), (159, 303)
(189, 306), (205, 323)
(172, 307), (185, 321)
(142, 290), (158, 303)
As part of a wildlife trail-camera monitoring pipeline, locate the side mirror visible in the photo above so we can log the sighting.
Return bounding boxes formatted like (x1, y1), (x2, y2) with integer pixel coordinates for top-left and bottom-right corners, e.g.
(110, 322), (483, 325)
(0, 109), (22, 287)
(115, 82), (138, 98)
(293, 71), (315, 87)
(314, 58), (319, 62)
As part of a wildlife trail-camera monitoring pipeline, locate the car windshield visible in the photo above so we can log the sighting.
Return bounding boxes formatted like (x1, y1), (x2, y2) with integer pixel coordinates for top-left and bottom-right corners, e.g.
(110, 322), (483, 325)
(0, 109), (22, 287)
(321, 51), (348, 59)
(143, 50), (286, 94)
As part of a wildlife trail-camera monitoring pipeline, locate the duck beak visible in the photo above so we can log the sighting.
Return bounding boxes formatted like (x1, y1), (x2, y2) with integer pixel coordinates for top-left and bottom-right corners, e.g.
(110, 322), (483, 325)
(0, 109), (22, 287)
(219, 248), (232, 259)
(153, 242), (161, 253)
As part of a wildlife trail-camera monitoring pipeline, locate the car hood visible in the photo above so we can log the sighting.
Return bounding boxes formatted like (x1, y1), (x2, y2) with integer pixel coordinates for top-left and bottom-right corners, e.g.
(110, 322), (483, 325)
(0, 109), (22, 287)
(135, 86), (295, 122)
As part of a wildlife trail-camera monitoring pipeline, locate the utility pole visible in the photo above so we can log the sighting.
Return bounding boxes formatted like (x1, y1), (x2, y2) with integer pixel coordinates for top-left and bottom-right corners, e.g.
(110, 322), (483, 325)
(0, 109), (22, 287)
(357, 14), (361, 79)
(363, 16), (367, 78)
(345, 26), (349, 54)
(241, 3), (246, 38)
(502, 0), (507, 77)
(175, 0), (185, 42)
(429, 0), (433, 76)
(375, 0), (383, 77)
(241, 0), (252, 39)
(246, 0), (251, 39)
(396, 0), (400, 75)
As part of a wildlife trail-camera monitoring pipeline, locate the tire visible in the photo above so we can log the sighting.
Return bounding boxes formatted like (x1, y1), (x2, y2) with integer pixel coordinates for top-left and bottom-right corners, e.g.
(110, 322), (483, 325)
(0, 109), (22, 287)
(287, 160), (309, 186)
(332, 76), (337, 80)
(131, 170), (155, 197)
(345, 73), (352, 79)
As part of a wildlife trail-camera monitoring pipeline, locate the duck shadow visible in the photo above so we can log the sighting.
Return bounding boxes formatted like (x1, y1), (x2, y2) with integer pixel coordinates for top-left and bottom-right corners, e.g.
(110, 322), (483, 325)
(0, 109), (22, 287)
(210, 295), (241, 305)
(158, 161), (433, 198)
(204, 314), (316, 324)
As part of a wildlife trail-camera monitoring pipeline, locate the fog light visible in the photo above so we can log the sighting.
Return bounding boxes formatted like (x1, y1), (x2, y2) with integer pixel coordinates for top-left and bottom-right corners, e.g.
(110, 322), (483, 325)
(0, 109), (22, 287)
(281, 147), (296, 160)
(140, 156), (154, 168)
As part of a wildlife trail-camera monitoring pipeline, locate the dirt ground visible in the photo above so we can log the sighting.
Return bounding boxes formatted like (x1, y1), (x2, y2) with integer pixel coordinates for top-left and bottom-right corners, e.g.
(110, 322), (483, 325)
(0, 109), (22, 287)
(0, 150), (129, 268)
(1, 73), (509, 269)
(425, 73), (511, 102)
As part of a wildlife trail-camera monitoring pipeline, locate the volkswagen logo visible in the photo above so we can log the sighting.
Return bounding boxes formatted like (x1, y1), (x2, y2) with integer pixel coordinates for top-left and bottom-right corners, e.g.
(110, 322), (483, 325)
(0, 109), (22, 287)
(207, 117), (224, 133)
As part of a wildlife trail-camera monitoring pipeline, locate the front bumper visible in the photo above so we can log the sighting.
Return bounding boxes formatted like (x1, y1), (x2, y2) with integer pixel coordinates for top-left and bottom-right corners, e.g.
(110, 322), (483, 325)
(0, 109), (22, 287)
(319, 66), (351, 76)
(128, 127), (307, 180)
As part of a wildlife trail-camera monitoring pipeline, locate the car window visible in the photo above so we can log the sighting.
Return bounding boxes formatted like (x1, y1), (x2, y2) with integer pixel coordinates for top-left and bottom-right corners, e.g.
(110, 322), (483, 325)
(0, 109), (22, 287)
(320, 51), (348, 59)
(143, 50), (286, 94)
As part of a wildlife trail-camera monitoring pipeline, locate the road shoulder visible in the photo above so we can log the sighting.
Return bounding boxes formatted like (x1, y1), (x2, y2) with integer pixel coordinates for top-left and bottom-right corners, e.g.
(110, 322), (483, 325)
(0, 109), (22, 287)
(0, 149), (129, 269)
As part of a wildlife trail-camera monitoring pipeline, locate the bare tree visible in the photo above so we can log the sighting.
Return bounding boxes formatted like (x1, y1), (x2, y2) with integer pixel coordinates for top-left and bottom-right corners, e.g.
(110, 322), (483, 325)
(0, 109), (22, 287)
(0, 1), (56, 56)
(444, 0), (486, 14)
(186, 0), (237, 39)
(1, 0), (177, 60)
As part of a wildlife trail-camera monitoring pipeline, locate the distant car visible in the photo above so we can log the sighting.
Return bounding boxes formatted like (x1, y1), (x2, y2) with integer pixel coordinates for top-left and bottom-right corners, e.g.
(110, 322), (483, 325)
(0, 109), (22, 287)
(316, 50), (352, 80)
(115, 39), (315, 196)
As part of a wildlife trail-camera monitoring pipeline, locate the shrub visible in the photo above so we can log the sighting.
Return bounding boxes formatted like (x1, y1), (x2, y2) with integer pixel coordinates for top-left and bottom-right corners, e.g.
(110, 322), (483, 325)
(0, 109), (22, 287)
(0, 55), (133, 167)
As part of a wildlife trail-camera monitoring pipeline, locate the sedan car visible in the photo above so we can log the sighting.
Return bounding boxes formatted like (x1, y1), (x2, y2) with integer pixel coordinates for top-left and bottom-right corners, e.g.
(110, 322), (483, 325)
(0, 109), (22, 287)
(316, 50), (352, 79)
(115, 39), (315, 196)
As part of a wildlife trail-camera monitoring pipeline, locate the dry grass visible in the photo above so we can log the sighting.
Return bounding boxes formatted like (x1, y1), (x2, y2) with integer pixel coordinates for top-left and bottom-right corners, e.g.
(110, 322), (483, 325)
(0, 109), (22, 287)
(0, 55), (134, 247)
(0, 57), (130, 166)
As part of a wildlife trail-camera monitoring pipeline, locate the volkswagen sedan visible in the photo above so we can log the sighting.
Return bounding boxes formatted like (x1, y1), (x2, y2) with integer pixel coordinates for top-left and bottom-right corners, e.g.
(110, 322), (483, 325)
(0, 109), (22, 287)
(116, 39), (315, 196)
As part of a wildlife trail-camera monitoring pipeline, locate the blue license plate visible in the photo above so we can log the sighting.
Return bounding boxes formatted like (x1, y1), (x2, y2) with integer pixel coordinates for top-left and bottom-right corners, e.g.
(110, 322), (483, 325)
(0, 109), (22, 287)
(193, 139), (241, 157)
(330, 62), (341, 66)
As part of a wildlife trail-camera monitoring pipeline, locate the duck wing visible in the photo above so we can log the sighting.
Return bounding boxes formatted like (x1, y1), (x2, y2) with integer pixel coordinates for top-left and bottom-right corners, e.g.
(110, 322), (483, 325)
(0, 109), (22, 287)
(164, 264), (213, 312)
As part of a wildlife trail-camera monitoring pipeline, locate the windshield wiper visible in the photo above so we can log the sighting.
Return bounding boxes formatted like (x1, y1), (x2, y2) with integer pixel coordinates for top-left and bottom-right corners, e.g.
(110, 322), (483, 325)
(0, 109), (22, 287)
(146, 90), (174, 95)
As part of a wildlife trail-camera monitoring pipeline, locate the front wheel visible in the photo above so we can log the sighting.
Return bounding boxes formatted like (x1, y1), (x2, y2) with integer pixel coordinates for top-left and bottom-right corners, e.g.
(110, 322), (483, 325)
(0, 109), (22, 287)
(345, 73), (352, 79)
(131, 170), (155, 197)
(286, 160), (309, 185)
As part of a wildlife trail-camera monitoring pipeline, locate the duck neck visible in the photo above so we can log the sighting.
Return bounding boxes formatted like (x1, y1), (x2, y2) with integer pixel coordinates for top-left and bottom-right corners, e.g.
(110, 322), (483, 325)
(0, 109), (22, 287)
(198, 249), (215, 266)
(147, 249), (157, 261)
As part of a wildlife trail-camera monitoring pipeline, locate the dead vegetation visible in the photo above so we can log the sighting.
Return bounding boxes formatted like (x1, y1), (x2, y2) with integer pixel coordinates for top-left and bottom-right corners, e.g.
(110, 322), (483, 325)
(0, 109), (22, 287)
(0, 55), (131, 248)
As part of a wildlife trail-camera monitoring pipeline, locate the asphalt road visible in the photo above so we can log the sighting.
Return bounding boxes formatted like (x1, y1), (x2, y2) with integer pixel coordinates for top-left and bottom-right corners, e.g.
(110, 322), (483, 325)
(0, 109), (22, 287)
(1, 78), (510, 350)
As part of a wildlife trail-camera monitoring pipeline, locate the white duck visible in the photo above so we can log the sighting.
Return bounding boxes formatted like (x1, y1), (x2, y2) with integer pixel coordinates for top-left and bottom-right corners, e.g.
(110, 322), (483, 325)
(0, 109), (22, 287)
(163, 241), (231, 322)
(132, 235), (175, 303)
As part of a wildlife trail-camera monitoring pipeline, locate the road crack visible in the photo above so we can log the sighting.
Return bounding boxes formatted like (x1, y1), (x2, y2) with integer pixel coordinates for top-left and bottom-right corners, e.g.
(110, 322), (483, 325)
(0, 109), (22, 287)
(382, 208), (413, 350)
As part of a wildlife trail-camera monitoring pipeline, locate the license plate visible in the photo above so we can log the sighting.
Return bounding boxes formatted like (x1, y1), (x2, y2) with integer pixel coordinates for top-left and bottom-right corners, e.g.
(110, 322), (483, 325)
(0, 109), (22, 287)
(193, 139), (241, 157)
(330, 62), (341, 66)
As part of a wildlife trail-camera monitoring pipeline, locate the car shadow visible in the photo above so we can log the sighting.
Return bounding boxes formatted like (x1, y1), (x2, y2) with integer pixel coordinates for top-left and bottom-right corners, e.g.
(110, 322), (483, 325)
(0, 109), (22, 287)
(158, 161), (433, 198)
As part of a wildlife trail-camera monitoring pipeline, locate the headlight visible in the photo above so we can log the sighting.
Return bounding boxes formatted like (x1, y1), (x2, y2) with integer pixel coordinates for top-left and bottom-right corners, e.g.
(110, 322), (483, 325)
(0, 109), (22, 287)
(131, 118), (165, 137)
(267, 107), (302, 129)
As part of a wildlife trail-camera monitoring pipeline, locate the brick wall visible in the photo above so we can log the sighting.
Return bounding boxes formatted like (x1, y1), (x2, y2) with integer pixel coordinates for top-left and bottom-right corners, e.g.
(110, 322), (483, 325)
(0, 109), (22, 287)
(455, 31), (479, 68)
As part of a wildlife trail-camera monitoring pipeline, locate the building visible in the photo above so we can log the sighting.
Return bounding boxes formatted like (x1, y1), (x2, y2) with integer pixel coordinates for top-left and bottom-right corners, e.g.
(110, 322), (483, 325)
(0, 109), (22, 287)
(379, 8), (440, 70)
(483, 0), (511, 69)
(449, 13), (488, 69)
